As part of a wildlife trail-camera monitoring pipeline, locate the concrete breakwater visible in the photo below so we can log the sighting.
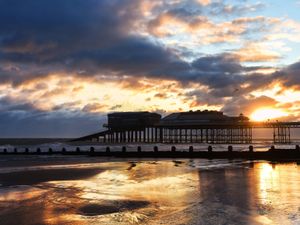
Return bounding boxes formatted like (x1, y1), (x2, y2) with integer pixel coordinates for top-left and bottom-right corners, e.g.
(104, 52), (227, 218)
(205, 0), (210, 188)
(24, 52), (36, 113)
(1, 145), (300, 160)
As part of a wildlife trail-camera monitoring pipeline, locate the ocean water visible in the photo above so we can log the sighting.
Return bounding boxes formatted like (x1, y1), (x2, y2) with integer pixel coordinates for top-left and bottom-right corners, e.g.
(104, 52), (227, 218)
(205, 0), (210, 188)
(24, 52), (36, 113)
(0, 156), (300, 225)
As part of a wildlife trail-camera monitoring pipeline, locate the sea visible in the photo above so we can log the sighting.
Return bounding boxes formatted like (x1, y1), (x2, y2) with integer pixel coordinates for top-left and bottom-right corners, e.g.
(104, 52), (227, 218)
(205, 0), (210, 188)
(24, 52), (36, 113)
(0, 139), (300, 225)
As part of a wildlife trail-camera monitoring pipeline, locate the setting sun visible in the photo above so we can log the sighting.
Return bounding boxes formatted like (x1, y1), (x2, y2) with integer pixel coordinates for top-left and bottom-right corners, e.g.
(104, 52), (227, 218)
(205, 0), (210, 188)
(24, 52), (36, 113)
(250, 108), (288, 121)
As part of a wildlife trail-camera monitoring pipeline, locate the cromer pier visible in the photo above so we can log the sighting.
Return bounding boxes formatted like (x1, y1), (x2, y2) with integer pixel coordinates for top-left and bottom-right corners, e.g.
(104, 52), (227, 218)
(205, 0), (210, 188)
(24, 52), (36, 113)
(2, 110), (300, 160)
(73, 110), (300, 144)
(5, 110), (300, 161)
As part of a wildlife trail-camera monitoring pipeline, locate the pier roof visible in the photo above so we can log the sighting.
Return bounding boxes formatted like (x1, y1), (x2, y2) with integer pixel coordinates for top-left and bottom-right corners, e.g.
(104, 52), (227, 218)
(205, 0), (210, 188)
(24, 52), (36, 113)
(158, 110), (249, 127)
(107, 111), (161, 129)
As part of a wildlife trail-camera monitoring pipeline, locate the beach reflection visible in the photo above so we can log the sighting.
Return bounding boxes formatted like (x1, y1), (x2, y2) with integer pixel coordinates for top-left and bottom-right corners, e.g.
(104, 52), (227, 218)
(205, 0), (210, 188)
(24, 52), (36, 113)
(46, 161), (200, 224)
(0, 159), (300, 225)
(254, 162), (300, 225)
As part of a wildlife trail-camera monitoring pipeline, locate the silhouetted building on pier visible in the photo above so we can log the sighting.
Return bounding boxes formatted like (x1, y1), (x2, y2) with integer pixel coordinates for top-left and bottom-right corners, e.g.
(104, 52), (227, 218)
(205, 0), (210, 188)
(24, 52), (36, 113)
(160, 110), (249, 126)
(105, 112), (161, 129)
(73, 110), (300, 143)
(74, 110), (261, 144)
(157, 110), (251, 143)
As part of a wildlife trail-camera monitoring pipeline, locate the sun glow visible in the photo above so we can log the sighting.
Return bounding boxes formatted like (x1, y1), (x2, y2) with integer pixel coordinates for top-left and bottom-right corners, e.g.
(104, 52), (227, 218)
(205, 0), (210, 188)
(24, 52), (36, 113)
(250, 108), (288, 121)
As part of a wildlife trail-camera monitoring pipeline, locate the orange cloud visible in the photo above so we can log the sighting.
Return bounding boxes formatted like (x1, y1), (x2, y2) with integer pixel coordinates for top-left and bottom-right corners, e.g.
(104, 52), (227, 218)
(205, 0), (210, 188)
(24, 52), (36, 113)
(233, 42), (281, 62)
(197, 0), (211, 6)
(0, 74), (204, 114)
(266, 19), (300, 42)
(82, 103), (108, 113)
(148, 13), (279, 45)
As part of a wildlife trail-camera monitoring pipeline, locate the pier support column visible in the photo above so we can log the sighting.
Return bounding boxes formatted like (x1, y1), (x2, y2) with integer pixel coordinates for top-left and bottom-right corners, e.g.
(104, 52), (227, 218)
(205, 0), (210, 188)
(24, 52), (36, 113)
(159, 128), (163, 143)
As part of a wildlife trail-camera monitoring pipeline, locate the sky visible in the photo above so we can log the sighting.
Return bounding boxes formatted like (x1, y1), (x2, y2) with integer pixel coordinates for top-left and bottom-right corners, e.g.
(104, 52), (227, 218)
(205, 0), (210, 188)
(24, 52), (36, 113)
(1, 0), (300, 137)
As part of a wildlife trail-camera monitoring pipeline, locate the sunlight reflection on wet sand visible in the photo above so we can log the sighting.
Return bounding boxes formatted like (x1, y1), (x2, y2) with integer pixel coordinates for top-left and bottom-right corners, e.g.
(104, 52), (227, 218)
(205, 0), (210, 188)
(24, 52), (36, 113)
(0, 158), (300, 225)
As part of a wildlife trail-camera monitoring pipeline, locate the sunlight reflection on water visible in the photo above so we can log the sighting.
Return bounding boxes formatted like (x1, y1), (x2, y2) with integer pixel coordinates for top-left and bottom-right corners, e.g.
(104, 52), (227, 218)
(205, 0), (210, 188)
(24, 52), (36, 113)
(0, 158), (300, 225)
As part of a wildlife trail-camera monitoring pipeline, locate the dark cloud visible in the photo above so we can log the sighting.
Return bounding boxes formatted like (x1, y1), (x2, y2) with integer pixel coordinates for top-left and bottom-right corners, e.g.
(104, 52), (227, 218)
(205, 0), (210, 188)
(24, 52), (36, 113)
(154, 93), (168, 99)
(0, 96), (39, 113)
(82, 103), (107, 113)
(190, 54), (246, 93)
(0, 0), (141, 83)
(0, 96), (105, 137)
(110, 104), (122, 111)
(222, 95), (278, 116)
(0, 0), (282, 96)
(0, 0), (137, 54)
(0, 0), (192, 86)
(52, 101), (82, 111)
(0, 111), (105, 138)
(192, 54), (243, 73)
(66, 36), (190, 78)
(0, 0), (300, 137)
(274, 61), (300, 89)
(185, 90), (226, 107)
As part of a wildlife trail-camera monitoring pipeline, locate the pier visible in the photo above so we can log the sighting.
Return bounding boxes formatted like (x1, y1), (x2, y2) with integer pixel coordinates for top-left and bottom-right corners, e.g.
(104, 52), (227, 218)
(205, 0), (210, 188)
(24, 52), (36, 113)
(73, 111), (300, 144)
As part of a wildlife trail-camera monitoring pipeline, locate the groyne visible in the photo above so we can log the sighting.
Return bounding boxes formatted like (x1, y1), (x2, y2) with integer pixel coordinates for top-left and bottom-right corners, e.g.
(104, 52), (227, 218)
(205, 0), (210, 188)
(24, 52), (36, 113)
(1, 145), (300, 160)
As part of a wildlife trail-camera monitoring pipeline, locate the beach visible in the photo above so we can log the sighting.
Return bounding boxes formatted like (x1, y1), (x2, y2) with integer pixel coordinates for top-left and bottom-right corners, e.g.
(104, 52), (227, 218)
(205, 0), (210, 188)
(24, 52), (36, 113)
(0, 153), (300, 225)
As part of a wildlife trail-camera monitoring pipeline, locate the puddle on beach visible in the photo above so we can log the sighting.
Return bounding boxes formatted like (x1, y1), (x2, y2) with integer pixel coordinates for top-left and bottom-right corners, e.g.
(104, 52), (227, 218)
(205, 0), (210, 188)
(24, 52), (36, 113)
(0, 158), (300, 225)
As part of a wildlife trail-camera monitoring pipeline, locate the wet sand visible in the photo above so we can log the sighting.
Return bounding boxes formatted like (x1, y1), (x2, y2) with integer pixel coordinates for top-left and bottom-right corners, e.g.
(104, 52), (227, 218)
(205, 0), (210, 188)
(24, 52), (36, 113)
(0, 167), (103, 187)
(0, 156), (300, 225)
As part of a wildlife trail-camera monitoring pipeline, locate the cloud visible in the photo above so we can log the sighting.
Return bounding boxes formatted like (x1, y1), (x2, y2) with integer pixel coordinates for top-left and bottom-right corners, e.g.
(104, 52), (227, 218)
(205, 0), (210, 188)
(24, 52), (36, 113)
(1, 0), (300, 136)
(66, 37), (189, 78)
(0, 0), (287, 94)
(209, 2), (265, 16)
(233, 42), (281, 62)
(110, 104), (122, 111)
(0, 110), (105, 138)
(82, 103), (107, 113)
(274, 61), (300, 90)
(154, 93), (168, 99)
(0, 0), (138, 53)
(197, 0), (211, 6)
(266, 19), (300, 43)
(0, 0), (143, 83)
(222, 95), (278, 116)
(0, 95), (105, 138)
(0, 0), (192, 86)
(147, 8), (279, 46)
(185, 89), (225, 107)
(0, 96), (39, 113)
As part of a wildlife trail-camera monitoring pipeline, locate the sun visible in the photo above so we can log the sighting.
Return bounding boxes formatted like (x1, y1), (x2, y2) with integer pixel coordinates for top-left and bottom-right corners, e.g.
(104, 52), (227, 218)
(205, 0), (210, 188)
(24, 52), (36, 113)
(250, 108), (288, 121)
